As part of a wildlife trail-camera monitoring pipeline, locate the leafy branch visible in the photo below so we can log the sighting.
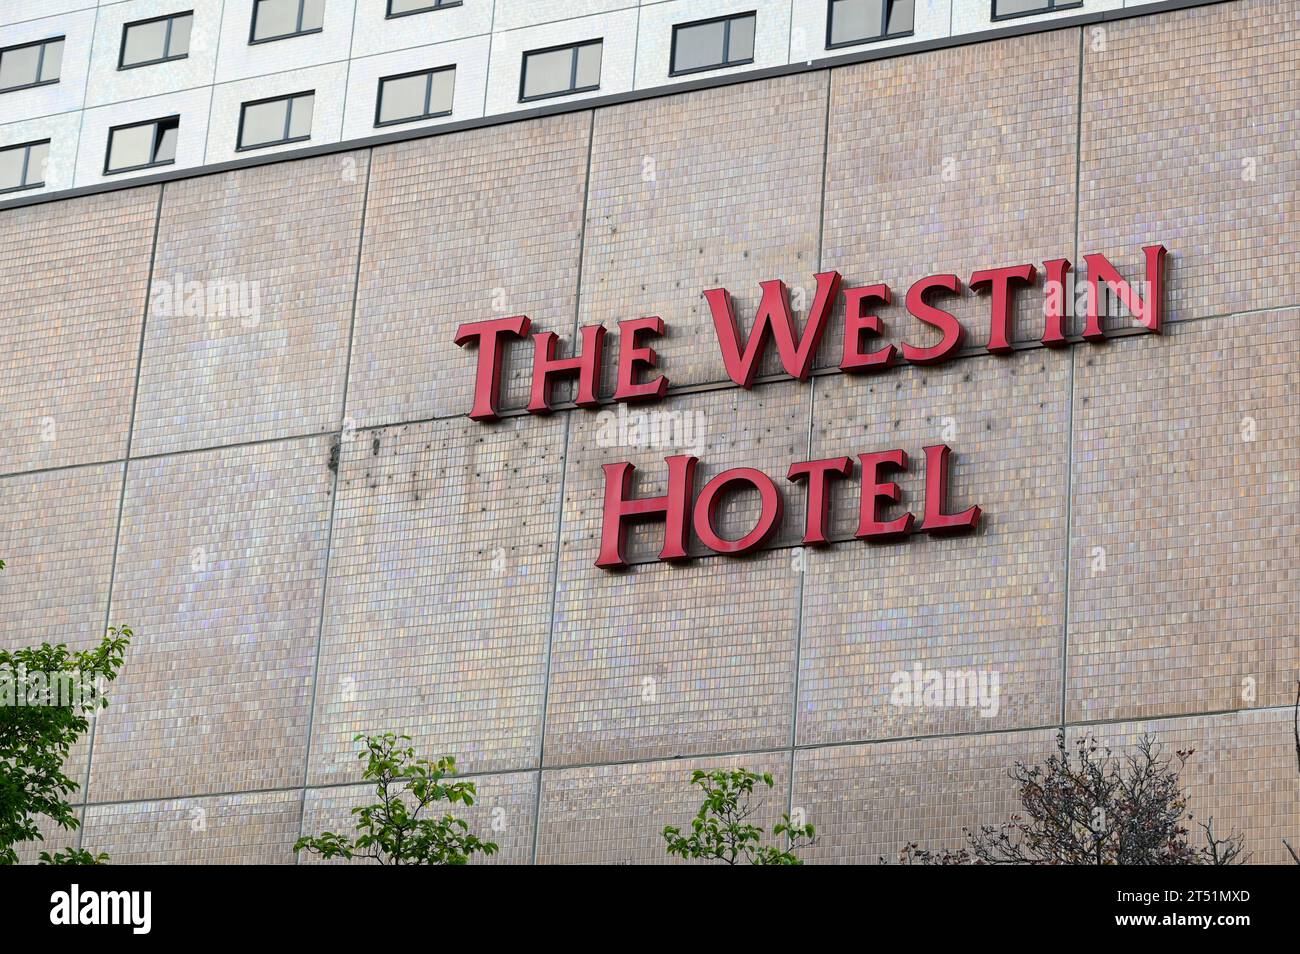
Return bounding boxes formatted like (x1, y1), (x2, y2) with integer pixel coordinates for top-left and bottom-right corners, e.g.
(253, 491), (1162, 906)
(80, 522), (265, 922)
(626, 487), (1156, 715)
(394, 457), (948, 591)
(0, 591), (130, 866)
(663, 768), (815, 865)
(295, 732), (498, 865)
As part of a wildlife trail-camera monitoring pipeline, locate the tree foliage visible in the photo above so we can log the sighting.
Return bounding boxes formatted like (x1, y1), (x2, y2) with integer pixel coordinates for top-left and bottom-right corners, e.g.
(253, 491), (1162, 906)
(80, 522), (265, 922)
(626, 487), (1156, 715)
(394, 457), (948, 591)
(38, 847), (109, 865)
(663, 768), (815, 865)
(894, 731), (1246, 865)
(295, 732), (498, 865)
(0, 578), (130, 866)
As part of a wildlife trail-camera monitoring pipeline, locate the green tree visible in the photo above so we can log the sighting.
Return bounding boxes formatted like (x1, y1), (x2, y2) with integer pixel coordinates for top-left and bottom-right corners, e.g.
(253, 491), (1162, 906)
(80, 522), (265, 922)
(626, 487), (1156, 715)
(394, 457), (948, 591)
(663, 768), (816, 865)
(295, 732), (498, 865)
(0, 561), (130, 866)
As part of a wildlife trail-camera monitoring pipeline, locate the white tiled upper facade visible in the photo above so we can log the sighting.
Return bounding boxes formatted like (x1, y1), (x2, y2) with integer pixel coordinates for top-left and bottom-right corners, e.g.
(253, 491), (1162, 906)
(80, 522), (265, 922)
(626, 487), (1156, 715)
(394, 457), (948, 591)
(0, 0), (1166, 198)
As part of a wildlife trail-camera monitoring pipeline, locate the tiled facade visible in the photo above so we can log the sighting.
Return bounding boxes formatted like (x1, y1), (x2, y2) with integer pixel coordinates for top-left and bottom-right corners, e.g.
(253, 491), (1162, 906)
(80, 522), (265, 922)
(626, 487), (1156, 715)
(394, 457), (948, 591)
(2, 0), (1297, 864)
(131, 152), (368, 455)
(0, 188), (158, 475)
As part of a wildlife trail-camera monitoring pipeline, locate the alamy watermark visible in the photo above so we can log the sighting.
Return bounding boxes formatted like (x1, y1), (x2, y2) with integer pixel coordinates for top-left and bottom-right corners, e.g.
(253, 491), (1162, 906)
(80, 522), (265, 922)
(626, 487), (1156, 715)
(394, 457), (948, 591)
(0, 666), (108, 711)
(890, 664), (1001, 717)
(593, 402), (707, 456)
(150, 272), (262, 327)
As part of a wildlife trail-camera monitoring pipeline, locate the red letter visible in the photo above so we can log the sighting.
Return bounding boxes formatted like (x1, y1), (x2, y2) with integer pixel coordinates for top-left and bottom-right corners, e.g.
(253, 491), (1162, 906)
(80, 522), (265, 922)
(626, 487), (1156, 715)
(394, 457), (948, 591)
(787, 456), (853, 545)
(692, 468), (784, 555)
(918, 444), (980, 535)
(528, 323), (605, 413)
(1041, 258), (1072, 347)
(614, 316), (669, 402)
(1082, 244), (1168, 340)
(856, 450), (913, 541)
(969, 263), (1036, 355)
(704, 270), (842, 387)
(839, 283), (896, 372)
(901, 274), (964, 365)
(596, 456), (697, 569)
(453, 316), (531, 421)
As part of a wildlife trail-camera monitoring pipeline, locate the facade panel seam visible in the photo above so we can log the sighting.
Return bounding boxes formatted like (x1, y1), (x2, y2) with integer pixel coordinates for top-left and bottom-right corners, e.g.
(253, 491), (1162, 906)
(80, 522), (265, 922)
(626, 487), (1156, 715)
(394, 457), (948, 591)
(531, 108), (597, 865)
(62, 699), (1300, 813)
(76, 182), (166, 847)
(294, 146), (376, 861)
(1059, 24), (1087, 727)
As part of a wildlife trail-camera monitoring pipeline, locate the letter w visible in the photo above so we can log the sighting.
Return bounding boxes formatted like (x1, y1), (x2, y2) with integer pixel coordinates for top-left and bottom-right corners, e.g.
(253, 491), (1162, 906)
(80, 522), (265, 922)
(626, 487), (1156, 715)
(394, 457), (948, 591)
(704, 271), (842, 388)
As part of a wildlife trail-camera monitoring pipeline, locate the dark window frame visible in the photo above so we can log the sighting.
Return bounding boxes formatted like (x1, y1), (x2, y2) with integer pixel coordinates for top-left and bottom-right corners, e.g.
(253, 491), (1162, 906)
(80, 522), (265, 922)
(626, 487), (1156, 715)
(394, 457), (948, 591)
(518, 38), (602, 104)
(825, 0), (915, 51)
(385, 0), (463, 19)
(374, 65), (455, 128)
(118, 11), (194, 71)
(249, 0), (323, 45)
(104, 115), (180, 175)
(0, 138), (50, 194)
(669, 11), (757, 77)
(236, 90), (314, 151)
(0, 36), (65, 94)
(991, 0), (1083, 22)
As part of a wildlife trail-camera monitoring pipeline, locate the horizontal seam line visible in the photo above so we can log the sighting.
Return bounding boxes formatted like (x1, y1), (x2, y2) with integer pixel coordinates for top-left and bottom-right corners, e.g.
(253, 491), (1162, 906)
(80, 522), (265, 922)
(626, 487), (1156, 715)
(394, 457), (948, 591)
(62, 699), (1300, 810)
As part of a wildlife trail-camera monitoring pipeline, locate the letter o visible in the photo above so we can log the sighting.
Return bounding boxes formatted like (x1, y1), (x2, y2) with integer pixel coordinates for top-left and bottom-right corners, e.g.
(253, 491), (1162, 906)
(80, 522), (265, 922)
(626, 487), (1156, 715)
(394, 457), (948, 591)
(692, 468), (784, 555)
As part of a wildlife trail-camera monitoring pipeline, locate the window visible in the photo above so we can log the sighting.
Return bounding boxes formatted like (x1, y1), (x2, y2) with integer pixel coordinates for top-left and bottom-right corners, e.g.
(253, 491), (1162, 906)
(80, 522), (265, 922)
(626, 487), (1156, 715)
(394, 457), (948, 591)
(827, 0), (914, 48)
(105, 116), (179, 174)
(0, 139), (49, 193)
(387, 0), (461, 17)
(120, 12), (193, 69)
(670, 13), (756, 76)
(992, 0), (1082, 20)
(0, 37), (64, 93)
(251, 0), (324, 43)
(238, 91), (314, 149)
(376, 66), (454, 127)
(520, 40), (601, 102)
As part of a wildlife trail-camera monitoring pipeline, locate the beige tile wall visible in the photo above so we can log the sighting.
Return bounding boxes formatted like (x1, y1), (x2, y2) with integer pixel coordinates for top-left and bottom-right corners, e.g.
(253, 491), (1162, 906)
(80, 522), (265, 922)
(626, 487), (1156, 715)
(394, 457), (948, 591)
(306, 414), (566, 782)
(1078, 0), (1300, 324)
(798, 353), (1072, 745)
(546, 552), (801, 766)
(87, 437), (334, 803)
(0, 463), (120, 651)
(131, 154), (368, 456)
(1068, 309), (1299, 723)
(0, 189), (157, 475)
(820, 28), (1079, 359)
(579, 73), (827, 391)
(80, 791), (303, 864)
(346, 113), (592, 425)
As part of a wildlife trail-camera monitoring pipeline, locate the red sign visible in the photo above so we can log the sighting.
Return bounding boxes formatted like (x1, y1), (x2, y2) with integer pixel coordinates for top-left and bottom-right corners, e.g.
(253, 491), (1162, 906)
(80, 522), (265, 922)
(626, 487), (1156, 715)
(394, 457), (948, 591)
(455, 245), (1168, 569)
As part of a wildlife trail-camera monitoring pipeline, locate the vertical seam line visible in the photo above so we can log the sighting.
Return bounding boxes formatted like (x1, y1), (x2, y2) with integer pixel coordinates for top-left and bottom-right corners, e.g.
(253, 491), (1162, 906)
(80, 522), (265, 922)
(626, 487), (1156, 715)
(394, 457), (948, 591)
(338, 0), (361, 142)
(531, 109), (595, 865)
(631, 3), (643, 89)
(481, 0), (497, 118)
(68, 3), (102, 184)
(787, 69), (833, 828)
(77, 181), (165, 849)
(1059, 24), (1085, 728)
(294, 147), (374, 861)
(200, 0), (229, 165)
